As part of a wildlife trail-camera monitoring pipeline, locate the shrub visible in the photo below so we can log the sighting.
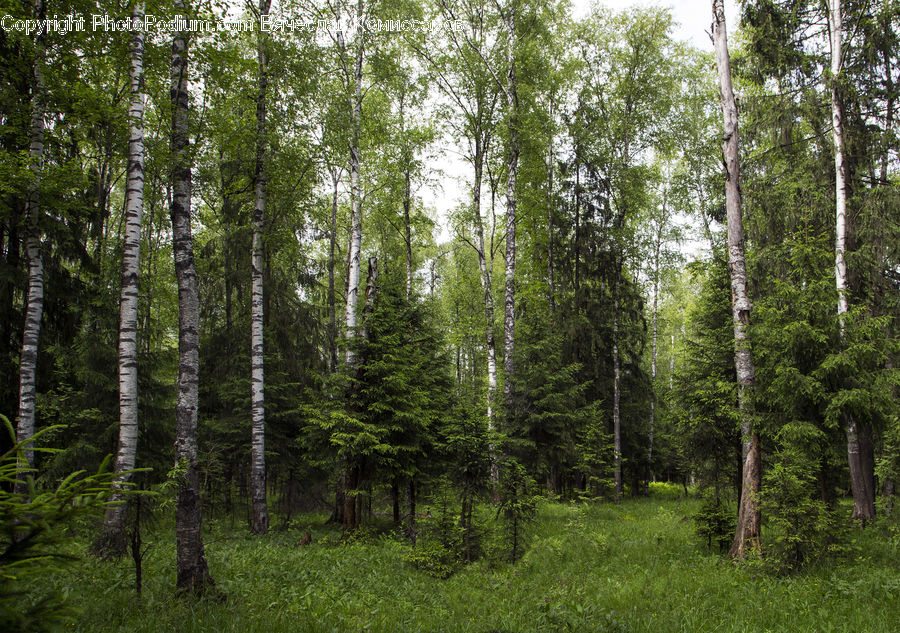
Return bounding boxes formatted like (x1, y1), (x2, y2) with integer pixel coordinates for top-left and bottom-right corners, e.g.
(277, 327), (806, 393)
(692, 493), (734, 552)
(0, 417), (117, 632)
(760, 422), (840, 573)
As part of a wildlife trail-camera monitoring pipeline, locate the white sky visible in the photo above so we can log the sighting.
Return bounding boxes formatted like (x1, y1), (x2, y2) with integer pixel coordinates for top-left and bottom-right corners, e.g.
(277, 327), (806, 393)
(422, 0), (740, 244)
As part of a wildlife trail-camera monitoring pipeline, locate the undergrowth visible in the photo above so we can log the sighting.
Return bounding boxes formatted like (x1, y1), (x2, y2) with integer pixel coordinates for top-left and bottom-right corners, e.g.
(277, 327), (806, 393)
(23, 496), (900, 632)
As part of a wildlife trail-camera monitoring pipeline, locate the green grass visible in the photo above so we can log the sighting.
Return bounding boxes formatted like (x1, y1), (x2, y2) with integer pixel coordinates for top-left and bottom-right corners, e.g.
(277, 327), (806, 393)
(34, 497), (900, 632)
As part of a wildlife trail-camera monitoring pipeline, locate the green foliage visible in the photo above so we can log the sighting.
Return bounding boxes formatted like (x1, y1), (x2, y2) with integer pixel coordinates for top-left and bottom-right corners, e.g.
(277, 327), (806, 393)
(20, 498), (900, 633)
(403, 489), (465, 579)
(0, 417), (116, 632)
(669, 256), (740, 494)
(647, 481), (686, 500)
(692, 493), (735, 552)
(497, 459), (538, 563)
(574, 415), (615, 500)
(760, 422), (840, 575)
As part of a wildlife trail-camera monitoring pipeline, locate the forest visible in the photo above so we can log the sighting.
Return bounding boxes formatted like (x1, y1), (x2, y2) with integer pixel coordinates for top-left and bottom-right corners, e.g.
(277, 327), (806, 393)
(0, 0), (898, 630)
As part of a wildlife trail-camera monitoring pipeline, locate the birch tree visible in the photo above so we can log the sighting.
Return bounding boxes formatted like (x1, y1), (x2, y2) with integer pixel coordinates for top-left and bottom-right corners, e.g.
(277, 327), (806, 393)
(501, 2), (519, 414)
(427, 0), (501, 483)
(14, 0), (47, 495)
(828, 0), (876, 524)
(333, 0), (366, 368)
(249, 0), (272, 536)
(712, 0), (761, 558)
(171, 0), (214, 592)
(100, 0), (147, 553)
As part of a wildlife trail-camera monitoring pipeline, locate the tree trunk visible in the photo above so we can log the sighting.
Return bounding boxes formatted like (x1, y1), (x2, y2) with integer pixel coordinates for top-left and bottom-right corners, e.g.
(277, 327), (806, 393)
(340, 3), (364, 368)
(472, 138), (499, 487)
(360, 256), (377, 341)
(406, 478), (417, 543)
(101, 0), (146, 553)
(547, 99), (555, 313)
(342, 462), (358, 532)
(249, 0), (271, 536)
(712, 0), (761, 558)
(502, 8), (519, 414)
(170, 2), (214, 592)
(612, 266), (622, 502)
(647, 243), (659, 491)
(328, 167), (340, 373)
(828, 0), (875, 525)
(400, 95), (414, 301)
(15, 0), (46, 496)
(403, 164), (414, 299)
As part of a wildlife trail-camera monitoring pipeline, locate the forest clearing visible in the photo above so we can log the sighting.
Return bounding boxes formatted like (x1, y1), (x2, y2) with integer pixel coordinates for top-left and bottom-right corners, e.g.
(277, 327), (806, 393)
(18, 493), (900, 632)
(0, 0), (897, 629)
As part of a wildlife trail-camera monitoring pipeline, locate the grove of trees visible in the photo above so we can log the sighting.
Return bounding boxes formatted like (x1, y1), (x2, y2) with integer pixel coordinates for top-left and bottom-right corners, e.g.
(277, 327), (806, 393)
(1, 0), (897, 607)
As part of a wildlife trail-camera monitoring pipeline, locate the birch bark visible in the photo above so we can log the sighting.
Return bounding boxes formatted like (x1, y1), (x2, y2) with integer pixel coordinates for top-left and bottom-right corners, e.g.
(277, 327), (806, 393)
(340, 1), (364, 368)
(828, 0), (875, 523)
(502, 7), (518, 412)
(171, 0), (214, 591)
(712, 0), (761, 558)
(15, 0), (47, 495)
(250, 0), (271, 536)
(102, 1), (147, 549)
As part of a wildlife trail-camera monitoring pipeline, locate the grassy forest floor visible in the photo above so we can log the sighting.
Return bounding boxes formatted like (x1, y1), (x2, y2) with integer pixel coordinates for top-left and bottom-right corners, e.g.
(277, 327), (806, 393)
(39, 491), (900, 633)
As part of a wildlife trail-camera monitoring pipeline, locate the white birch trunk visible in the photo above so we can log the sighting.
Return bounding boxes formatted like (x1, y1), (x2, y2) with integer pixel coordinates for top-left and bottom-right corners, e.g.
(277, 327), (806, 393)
(171, 1), (213, 591)
(15, 0), (47, 498)
(472, 142), (499, 486)
(250, 0), (271, 536)
(328, 167), (340, 373)
(712, 0), (761, 559)
(829, 0), (850, 328)
(102, 0), (146, 547)
(648, 251), (659, 486)
(828, 0), (875, 523)
(341, 2), (364, 367)
(502, 8), (518, 412)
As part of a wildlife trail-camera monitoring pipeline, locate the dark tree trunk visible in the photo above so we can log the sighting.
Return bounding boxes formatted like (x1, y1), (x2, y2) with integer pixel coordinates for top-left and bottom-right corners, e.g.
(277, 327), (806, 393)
(171, 0), (214, 593)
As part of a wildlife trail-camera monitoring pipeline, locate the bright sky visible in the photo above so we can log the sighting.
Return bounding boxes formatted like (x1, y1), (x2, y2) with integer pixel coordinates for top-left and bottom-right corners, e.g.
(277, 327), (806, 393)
(423, 0), (740, 243)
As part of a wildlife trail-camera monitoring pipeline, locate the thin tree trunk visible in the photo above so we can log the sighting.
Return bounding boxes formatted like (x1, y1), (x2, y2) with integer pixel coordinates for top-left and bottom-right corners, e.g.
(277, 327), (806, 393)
(343, 257), (377, 533)
(341, 2), (364, 368)
(249, 0), (271, 536)
(15, 0), (46, 495)
(170, 1), (214, 592)
(360, 256), (377, 342)
(400, 95), (414, 301)
(472, 139), (499, 487)
(406, 478), (417, 543)
(829, 0), (850, 329)
(502, 7), (518, 414)
(670, 334), (675, 390)
(101, 0), (146, 553)
(328, 167), (340, 373)
(547, 100), (555, 313)
(648, 242), (659, 490)
(712, 0), (761, 559)
(612, 266), (622, 502)
(828, 0), (875, 525)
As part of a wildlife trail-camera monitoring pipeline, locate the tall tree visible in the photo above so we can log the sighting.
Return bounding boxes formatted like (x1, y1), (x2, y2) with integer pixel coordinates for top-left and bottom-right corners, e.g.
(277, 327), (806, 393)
(171, 0), (214, 592)
(336, 0), (365, 367)
(250, 0), (272, 536)
(828, 0), (876, 524)
(14, 0), (47, 494)
(101, 0), (147, 552)
(712, 0), (761, 558)
(427, 0), (501, 484)
(502, 2), (519, 415)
